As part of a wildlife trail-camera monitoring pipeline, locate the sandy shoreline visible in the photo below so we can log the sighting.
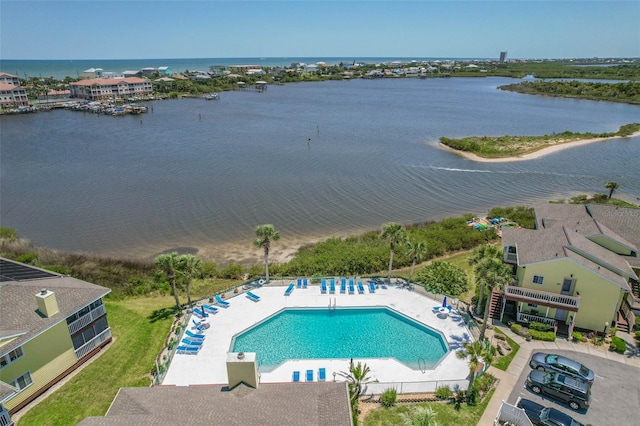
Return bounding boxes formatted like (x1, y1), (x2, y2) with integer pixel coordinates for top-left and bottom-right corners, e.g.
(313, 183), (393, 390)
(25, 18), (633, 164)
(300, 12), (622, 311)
(439, 130), (640, 163)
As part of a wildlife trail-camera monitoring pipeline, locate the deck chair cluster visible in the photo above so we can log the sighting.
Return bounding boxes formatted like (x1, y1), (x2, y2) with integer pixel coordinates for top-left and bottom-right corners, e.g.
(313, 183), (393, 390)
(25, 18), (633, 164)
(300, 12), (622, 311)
(320, 277), (378, 295)
(292, 368), (326, 382)
(177, 327), (207, 355)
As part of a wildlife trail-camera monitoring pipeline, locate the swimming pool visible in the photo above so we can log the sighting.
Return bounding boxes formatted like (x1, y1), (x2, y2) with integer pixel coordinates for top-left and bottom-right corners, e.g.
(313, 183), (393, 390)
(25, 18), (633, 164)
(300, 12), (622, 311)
(231, 307), (449, 371)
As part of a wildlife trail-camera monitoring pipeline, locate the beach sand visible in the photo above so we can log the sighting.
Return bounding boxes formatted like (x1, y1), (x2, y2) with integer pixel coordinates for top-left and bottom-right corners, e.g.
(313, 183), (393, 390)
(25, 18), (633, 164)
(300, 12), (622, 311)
(439, 130), (640, 163)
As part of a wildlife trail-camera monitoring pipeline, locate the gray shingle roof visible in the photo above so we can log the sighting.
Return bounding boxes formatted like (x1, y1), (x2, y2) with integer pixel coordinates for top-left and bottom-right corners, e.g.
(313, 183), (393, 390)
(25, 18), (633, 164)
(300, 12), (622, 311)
(78, 382), (352, 425)
(587, 204), (640, 268)
(0, 258), (110, 355)
(502, 226), (631, 289)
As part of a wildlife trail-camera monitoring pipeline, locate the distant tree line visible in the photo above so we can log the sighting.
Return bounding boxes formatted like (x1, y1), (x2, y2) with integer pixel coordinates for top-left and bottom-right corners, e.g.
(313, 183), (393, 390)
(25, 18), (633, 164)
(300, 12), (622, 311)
(499, 80), (640, 104)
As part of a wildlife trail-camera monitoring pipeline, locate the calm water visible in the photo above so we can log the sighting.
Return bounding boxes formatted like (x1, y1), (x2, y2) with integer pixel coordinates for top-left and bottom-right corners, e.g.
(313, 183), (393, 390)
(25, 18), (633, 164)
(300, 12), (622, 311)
(1, 77), (639, 261)
(231, 308), (448, 370)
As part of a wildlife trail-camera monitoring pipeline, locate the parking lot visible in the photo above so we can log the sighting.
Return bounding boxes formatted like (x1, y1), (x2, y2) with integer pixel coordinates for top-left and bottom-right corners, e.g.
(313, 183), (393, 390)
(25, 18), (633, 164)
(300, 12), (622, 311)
(508, 350), (640, 426)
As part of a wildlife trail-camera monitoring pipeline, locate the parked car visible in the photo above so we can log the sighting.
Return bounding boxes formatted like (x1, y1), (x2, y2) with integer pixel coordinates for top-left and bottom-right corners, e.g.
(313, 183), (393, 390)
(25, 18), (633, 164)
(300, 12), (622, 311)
(526, 370), (591, 411)
(529, 352), (595, 383)
(517, 398), (585, 426)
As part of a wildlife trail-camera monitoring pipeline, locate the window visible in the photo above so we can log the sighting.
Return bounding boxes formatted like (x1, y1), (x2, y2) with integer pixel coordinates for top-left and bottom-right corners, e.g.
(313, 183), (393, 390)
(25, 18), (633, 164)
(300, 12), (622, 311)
(532, 275), (544, 285)
(11, 372), (32, 390)
(0, 347), (24, 370)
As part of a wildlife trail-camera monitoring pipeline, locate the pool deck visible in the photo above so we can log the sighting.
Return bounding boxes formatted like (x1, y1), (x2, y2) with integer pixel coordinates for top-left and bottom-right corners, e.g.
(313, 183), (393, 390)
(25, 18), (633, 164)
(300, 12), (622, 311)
(162, 281), (473, 393)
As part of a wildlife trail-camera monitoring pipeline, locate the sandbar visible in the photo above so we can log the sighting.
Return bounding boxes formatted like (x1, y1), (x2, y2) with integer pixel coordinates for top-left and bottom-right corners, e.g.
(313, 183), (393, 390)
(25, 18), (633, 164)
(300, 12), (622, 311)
(439, 130), (640, 163)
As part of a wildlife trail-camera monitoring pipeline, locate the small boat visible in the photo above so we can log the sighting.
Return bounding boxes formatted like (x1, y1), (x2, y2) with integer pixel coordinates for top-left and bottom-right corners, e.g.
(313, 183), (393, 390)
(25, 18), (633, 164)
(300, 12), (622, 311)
(203, 93), (219, 100)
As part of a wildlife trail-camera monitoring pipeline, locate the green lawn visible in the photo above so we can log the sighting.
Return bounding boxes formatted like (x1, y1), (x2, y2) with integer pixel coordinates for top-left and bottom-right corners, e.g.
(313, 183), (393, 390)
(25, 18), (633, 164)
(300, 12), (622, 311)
(362, 389), (495, 425)
(492, 329), (520, 371)
(17, 297), (175, 426)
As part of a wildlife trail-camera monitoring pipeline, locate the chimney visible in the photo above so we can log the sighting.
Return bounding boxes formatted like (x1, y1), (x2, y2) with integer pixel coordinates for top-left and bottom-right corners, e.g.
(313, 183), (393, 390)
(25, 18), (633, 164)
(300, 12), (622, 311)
(36, 288), (59, 317)
(226, 352), (259, 389)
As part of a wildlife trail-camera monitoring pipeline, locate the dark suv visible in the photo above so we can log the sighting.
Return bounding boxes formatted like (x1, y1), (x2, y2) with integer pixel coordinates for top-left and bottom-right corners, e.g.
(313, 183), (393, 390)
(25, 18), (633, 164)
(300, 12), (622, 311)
(526, 370), (591, 411)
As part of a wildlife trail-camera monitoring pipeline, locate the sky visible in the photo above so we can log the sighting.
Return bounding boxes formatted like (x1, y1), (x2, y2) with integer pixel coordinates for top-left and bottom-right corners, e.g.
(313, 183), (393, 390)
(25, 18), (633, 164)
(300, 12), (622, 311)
(1, 1), (639, 60)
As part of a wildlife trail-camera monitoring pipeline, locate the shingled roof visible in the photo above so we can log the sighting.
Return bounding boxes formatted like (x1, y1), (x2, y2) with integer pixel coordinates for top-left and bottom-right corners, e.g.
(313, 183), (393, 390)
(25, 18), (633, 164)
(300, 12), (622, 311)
(78, 382), (352, 425)
(587, 204), (640, 268)
(0, 258), (110, 354)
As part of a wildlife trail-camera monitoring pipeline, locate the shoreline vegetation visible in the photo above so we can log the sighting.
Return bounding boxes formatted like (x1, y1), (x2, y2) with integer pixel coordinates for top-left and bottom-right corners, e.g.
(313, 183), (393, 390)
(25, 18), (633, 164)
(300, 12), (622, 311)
(439, 123), (640, 162)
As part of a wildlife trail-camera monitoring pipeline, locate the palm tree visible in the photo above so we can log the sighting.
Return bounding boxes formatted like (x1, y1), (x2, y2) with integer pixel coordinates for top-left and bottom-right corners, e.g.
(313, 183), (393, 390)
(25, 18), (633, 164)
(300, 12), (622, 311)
(381, 222), (406, 283)
(605, 181), (619, 199)
(468, 244), (503, 316)
(476, 258), (512, 341)
(154, 252), (181, 309)
(337, 360), (377, 409)
(177, 254), (202, 308)
(456, 340), (496, 403)
(253, 224), (280, 283)
(399, 406), (440, 426)
(406, 239), (427, 284)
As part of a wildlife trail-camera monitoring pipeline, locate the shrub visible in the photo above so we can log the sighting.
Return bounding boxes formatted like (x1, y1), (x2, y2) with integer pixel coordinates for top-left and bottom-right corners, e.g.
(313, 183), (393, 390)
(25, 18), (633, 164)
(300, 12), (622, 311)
(572, 331), (586, 342)
(529, 330), (556, 341)
(510, 323), (522, 335)
(473, 373), (497, 395)
(611, 336), (626, 353)
(529, 321), (552, 332)
(435, 385), (453, 400)
(16, 252), (38, 264)
(379, 388), (397, 407)
(635, 330), (640, 342)
(0, 227), (18, 241)
(415, 260), (469, 296)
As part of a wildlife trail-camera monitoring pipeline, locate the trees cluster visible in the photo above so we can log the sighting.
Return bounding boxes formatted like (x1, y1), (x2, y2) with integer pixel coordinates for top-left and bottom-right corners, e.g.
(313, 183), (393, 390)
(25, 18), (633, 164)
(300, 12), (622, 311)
(499, 81), (640, 104)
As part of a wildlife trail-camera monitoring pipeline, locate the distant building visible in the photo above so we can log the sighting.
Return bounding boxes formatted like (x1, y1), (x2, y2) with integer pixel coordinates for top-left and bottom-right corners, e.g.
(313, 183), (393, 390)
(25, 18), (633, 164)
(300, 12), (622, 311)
(0, 72), (20, 86)
(0, 83), (29, 107)
(79, 68), (104, 79)
(157, 66), (172, 76)
(0, 258), (111, 417)
(69, 77), (153, 100)
(500, 51), (508, 63)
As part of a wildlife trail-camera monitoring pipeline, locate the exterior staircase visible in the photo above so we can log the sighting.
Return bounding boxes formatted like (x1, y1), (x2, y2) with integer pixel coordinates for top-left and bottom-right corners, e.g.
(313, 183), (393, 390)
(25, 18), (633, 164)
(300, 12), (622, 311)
(488, 288), (503, 320)
(616, 311), (630, 333)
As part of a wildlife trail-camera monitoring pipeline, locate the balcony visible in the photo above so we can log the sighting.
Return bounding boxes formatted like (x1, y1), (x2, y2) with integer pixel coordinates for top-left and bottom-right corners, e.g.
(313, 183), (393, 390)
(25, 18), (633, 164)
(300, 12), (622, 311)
(517, 312), (557, 328)
(504, 285), (580, 311)
(74, 328), (111, 359)
(68, 304), (107, 335)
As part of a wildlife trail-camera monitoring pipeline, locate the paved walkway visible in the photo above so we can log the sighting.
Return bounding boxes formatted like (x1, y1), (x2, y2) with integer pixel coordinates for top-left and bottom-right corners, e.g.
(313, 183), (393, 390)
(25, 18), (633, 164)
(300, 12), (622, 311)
(478, 323), (640, 426)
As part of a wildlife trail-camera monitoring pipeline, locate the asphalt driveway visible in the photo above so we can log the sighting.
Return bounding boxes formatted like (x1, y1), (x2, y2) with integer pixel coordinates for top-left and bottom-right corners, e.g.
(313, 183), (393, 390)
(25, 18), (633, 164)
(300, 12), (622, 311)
(508, 350), (640, 426)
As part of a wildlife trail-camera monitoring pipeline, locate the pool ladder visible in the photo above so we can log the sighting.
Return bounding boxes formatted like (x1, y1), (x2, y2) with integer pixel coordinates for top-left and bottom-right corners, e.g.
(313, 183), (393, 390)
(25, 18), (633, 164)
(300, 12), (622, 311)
(417, 358), (427, 374)
(328, 298), (337, 310)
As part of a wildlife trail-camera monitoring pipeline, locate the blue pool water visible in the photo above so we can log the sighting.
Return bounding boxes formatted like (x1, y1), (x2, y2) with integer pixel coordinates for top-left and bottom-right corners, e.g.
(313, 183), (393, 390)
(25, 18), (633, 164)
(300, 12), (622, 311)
(231, 307), (448, 371)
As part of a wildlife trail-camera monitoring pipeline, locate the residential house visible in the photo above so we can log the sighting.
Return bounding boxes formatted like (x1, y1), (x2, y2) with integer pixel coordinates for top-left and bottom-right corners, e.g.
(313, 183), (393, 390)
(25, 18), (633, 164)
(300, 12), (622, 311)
(499, 204), (639, 335)
(0, 258), (111, 417)
(157, 66), (172, 76)
(69, 77), (152, 100)
(79, 68), (104, 79)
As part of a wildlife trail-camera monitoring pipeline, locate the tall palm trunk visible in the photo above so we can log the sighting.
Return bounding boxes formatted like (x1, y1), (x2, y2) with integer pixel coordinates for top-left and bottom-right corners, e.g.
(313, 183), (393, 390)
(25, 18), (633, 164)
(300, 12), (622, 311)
(476, 281), (486, 316)
(169, 271), (180, 309)
(387, 244), (394, 283)
(408, 255), (417, 283)
(186, 279), (192, 307)
(264, 245), (270, 283)
(479, 286), (493, 341)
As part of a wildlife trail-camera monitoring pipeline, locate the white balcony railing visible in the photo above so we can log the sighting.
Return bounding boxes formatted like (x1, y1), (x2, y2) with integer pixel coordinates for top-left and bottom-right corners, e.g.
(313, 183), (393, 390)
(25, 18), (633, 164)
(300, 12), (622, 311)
(504, 285), (580, 311)
(517, 312), (557, 327)
(74, 328), (111, 359)
(68, 304), (107, 335)
(0, 405), (13, 426)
